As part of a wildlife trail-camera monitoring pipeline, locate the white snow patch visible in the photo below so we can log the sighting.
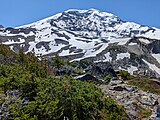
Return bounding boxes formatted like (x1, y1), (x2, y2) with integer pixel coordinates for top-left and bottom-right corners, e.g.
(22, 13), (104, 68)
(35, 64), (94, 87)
(114, 22), (140, 34)
(152, 54), (160, 64)
(116, 52), (130, 61)
(9, 46), (14, 51)
(73, 43), (108, 61)
(17, 13), (62, 28)
(129, 42), (137, 45)
(59, 49), (80, 56)
(119, 66), (138, 75)
(139, 38), (150, 44)
(35, 46), (47, 56)
(127, 66), (138, 75)
(0, 31), (35, 37)
(104, 52), (112, 62)
(143, 59), (160, 75)
(109, 38), (130, 45)
(94, 52), (112, 63)
(59, 50), (70, 56)
(44, 41), (66, 55)
(140, 28), (160, 40)
(139, 26), (150, 31)
(3, 38), (25, 45)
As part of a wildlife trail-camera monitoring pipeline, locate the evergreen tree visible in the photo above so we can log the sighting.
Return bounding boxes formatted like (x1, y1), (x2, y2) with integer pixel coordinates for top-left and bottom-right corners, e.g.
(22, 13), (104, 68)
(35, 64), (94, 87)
(18, 46), (25, 66)
(51, 54), (64, 69)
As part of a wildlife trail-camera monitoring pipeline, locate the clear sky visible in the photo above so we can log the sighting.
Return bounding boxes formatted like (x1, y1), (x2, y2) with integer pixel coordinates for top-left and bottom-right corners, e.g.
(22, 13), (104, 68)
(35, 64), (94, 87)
(0, 0), (160, 28)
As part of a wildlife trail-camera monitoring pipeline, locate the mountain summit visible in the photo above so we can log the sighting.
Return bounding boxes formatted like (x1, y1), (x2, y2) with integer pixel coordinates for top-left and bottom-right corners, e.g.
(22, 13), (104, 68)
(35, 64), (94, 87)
(1, 9), (160, 77)
(20, 9), (160, 39)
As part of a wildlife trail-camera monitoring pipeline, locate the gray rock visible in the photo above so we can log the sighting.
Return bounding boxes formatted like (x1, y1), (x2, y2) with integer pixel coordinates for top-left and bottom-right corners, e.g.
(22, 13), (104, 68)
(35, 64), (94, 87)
(125, 86), (136, 92)
(75, 74), (98, 82)
(113, 86), (127, 91)
(100, 83), (160, 120)
(138, 95), (157, 106)
(156, 105), (160, 117)
(109, 80), (123, 86)
(85, 61), (117, 79)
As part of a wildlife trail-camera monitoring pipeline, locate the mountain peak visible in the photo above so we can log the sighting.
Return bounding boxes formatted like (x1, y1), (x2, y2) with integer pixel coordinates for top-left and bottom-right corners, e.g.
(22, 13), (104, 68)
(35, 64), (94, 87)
(64, 8), (114, 17)
(17, 8), (160, 40)
(64, 8), (100, 13)
(0, 25), (4, 28)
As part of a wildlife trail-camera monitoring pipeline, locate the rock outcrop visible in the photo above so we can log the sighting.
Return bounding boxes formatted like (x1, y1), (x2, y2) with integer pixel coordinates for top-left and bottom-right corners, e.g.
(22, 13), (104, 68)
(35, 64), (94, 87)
(100, 80), (160, 120)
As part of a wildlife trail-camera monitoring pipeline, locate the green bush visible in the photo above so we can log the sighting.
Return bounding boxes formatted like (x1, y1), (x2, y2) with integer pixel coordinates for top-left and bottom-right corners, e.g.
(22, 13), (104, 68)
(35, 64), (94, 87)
(8, 77), (126, 120)
(127, 76), (160, 95)
(142, 109), (152, 118)
(104, 75), (111, 84)
(75, 68), (84, 75)
(119, 70), (130, 80)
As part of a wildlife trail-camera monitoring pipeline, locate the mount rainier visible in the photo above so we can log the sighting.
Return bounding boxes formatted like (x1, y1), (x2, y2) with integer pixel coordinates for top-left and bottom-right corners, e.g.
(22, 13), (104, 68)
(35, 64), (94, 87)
(1, 9), (160, 77)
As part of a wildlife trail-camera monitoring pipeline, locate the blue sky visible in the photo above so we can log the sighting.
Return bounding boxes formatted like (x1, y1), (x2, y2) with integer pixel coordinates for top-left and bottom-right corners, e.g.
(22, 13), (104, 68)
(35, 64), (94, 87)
(0, 0), (160, 28)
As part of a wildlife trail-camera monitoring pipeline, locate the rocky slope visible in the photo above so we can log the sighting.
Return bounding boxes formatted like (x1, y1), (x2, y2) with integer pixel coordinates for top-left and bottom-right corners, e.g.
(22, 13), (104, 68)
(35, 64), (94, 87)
(100, 80), (160, 120)
(1, 9), (160, 77)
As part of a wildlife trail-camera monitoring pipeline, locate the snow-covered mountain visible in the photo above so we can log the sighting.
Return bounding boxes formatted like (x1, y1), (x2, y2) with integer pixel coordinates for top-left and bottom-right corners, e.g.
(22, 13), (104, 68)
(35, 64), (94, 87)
(17, 9), (160, 39)
(1, 9), (160, 77)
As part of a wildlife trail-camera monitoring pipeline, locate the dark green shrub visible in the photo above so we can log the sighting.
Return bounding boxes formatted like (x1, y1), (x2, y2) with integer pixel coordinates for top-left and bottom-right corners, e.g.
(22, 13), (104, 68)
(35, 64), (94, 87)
(105, 75), (111, 84)
(119, 70), (130, 80)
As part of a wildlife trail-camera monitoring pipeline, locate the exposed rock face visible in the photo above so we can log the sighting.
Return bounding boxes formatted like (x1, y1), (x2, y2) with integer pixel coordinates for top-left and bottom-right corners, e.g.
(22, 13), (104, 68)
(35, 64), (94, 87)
(85, 62), (116, 79)
(100, 81), (160, 120)
(1, 9), (160, 77)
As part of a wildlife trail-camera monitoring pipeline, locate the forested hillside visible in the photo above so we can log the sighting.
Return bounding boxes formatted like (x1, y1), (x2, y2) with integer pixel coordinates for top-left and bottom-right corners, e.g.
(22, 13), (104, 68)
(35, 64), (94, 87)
(0, 44), (126, 120)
